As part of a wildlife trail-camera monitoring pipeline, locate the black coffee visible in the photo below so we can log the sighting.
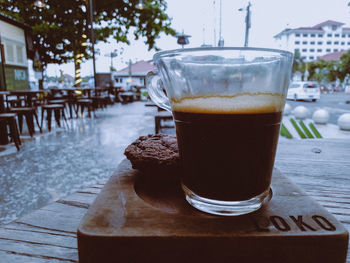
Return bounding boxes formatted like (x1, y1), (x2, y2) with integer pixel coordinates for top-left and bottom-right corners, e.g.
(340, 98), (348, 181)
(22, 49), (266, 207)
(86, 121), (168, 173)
(172, 94), (284, 201)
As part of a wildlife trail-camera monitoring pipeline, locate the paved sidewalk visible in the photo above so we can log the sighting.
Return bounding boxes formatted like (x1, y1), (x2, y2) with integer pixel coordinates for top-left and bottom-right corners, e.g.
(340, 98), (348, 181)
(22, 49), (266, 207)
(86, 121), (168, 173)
(0, 102), (155, 224)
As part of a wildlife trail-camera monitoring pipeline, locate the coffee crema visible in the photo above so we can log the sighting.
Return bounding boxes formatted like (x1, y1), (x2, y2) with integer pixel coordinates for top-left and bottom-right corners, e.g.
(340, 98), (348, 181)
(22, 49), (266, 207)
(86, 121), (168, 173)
(172, 93), (284, 201)
(171, 93), (285, 114)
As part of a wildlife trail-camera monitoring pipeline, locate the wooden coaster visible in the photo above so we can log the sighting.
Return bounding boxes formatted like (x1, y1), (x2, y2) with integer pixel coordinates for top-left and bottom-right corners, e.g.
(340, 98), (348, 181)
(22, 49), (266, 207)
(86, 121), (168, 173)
(77, 160), (348, 263)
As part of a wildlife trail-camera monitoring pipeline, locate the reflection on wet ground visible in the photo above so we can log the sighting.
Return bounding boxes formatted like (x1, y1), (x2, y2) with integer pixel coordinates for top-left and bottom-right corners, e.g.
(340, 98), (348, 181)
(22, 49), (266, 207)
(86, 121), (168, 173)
(0, 102), (155, 224)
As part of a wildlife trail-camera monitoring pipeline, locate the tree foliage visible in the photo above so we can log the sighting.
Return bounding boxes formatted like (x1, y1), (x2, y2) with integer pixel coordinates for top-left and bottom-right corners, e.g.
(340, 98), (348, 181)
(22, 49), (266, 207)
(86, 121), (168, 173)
(292, 49), (304, 73)
(339, 50), (350, 81)
(0, 0), (175, 69)
(303, 50), (350, 83)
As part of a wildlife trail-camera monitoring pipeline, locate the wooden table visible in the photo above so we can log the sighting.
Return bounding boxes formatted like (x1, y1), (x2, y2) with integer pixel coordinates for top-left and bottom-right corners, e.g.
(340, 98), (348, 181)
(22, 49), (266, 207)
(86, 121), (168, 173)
(10, 90), (45, 107)
(0, 138), (349, 262)
(120, 92), (134, 104)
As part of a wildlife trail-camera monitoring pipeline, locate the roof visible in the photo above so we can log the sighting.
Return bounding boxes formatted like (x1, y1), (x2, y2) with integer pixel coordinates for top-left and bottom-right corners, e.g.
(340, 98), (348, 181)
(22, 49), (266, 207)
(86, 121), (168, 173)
(0, 13), (31, 31)
(115, 60), (156, 76)
(318, 50), (348, 61)
(63, 74), (74, 80)
(274, 20), (347, 38)
(312, 20), (344, 29)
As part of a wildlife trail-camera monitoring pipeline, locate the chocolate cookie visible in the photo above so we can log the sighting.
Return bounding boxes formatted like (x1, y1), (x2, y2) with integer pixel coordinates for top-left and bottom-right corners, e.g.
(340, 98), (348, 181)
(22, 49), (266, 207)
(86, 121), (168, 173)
(124, 134), (180, 177)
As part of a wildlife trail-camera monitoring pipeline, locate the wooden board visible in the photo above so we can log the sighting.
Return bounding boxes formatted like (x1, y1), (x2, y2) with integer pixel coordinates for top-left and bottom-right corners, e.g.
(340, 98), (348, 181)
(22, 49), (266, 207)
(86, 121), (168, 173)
(77, 160), (349, 263)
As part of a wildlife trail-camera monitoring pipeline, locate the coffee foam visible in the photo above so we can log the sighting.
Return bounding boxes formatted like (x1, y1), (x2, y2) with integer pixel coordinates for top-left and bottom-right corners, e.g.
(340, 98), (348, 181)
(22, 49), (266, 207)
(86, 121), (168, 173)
(171, 93), (285, 114)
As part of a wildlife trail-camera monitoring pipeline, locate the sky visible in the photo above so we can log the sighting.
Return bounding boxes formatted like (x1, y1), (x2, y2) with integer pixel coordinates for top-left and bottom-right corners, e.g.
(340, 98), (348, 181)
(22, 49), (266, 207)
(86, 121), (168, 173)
(46, 0), (350, 77)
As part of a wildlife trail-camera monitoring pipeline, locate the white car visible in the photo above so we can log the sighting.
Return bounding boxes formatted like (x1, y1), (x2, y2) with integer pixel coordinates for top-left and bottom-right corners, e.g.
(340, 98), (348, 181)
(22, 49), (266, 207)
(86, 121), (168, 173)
(287, 82), (321, 102)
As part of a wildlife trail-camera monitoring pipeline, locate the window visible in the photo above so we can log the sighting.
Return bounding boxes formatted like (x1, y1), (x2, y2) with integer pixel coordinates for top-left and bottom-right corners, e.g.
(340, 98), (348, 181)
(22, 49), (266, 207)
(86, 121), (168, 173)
(310, 34), (315, 37)
(310, 41), (315, 45)
(302, 49), (307, 52)
(303, 33), (308, 37)
(348, 34), (350, 37)
(295, 33), (300, 37)
(342, 34), (346, 38)
(309, 56), (314, 59)
(348, 42), (350, 45)
(5, 43), (14, 62)
(302, 41), (307, 44)
(317, 41), (323, 45)
(327, 33), (332, 37)
(310, 49), (315, 52)
(318, 34), (323, 37)
(327, 41), (332, 45)
(334, 49), (338, 52)
(326, 48), (331, 52)
(294, 41), (300, 45)
(334, 41), (339, 45)
(341, 42), (345, 45)
(335, 34), (340, 37)
(301, 56), (306, 59)
(16, 46), (24, 64)
(332, 25), (337, 30)
(317, 49), (322, 52)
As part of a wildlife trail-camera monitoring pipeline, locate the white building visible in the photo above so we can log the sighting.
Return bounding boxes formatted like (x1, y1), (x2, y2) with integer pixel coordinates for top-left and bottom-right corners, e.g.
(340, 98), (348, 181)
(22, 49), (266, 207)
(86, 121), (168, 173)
(274, 20), (350, 62)
(112, 60), (156, 90)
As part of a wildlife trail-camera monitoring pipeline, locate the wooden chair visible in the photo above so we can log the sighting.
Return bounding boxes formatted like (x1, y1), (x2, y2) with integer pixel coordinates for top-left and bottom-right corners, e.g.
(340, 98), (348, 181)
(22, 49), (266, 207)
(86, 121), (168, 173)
(9, 107), (42, 136)
(41, 104), (67, 132)
(0, 113), (21, 151)
(155, 111), (174, 134)
(76, 99), (94, 118)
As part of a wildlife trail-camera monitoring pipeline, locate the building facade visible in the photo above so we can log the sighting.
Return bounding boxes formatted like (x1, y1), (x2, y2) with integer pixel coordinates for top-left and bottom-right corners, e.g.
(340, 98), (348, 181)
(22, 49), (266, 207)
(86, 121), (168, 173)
(0, 14), (33, 91)
(112, 60), (156, 90)
(274, 20), (350, 62)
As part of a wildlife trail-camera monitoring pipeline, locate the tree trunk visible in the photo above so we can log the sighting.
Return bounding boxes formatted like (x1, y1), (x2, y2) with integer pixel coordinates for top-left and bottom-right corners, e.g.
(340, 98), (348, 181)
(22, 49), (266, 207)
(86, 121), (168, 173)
(38, 69), (44, 90)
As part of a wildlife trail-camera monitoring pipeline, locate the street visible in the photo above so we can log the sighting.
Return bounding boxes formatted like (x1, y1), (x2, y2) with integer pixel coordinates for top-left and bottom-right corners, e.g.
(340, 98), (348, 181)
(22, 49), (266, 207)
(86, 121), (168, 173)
(286, 92), (350, 125)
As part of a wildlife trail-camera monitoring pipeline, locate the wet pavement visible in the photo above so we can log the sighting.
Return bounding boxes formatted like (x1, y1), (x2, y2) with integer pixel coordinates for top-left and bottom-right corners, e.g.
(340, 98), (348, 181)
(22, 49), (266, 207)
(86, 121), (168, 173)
(0, 102), (155, 224)
(286, 92), (350, 124)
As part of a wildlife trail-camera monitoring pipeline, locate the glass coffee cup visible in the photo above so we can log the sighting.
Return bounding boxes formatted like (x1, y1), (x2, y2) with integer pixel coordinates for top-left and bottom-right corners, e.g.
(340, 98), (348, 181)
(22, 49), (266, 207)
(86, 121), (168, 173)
(147, 47), (293, 216)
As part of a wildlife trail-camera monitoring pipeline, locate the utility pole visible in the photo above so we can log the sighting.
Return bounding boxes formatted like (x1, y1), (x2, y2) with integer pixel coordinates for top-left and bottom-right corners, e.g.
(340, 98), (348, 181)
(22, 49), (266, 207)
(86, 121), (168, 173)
(218, 0), (224, 47)
(88, 0), (97, 88)
(213, 0), (216, 47)
(239, 2), (251, 47)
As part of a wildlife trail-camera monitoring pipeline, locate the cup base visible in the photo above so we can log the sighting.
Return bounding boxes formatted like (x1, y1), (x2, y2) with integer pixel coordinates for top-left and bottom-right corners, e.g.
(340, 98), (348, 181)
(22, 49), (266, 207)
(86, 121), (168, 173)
(183, 185), (272, 216)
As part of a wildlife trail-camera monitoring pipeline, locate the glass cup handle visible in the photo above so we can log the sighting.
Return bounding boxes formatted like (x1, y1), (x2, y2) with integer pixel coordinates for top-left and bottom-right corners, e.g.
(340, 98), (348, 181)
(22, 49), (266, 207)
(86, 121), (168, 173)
(146, 70), (172, 112)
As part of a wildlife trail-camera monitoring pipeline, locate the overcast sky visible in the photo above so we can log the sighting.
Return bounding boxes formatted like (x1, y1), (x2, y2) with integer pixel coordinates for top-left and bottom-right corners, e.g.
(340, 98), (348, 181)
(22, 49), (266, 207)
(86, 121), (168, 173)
(46, 0), (350, 77)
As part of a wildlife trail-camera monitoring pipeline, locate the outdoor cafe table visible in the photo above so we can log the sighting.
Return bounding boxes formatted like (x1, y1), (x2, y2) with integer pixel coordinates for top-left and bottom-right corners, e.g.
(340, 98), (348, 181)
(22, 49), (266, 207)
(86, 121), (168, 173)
(9, 90), (45, 107)
(0, 138), (349, 262)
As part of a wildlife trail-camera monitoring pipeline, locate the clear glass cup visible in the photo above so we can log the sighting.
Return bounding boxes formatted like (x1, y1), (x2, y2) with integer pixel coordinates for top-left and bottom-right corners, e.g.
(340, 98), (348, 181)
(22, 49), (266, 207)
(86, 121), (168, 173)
(147, 47), (293, 216)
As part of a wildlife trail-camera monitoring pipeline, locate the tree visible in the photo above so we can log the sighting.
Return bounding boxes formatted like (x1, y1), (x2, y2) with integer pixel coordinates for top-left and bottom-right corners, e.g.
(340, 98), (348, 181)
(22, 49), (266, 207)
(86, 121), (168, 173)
(339, 50), (350, 81)
(292, 49), (307, 80)
(0, 0), (175, 88)
(292, 49), (303, 73)
(307, 59), (341, 83)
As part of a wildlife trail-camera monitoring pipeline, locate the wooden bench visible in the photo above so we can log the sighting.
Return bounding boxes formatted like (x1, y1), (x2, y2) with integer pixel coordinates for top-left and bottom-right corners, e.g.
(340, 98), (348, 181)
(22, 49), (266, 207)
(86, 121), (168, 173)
(145, 102), (165, 111)
(0, 138), (349, 262)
